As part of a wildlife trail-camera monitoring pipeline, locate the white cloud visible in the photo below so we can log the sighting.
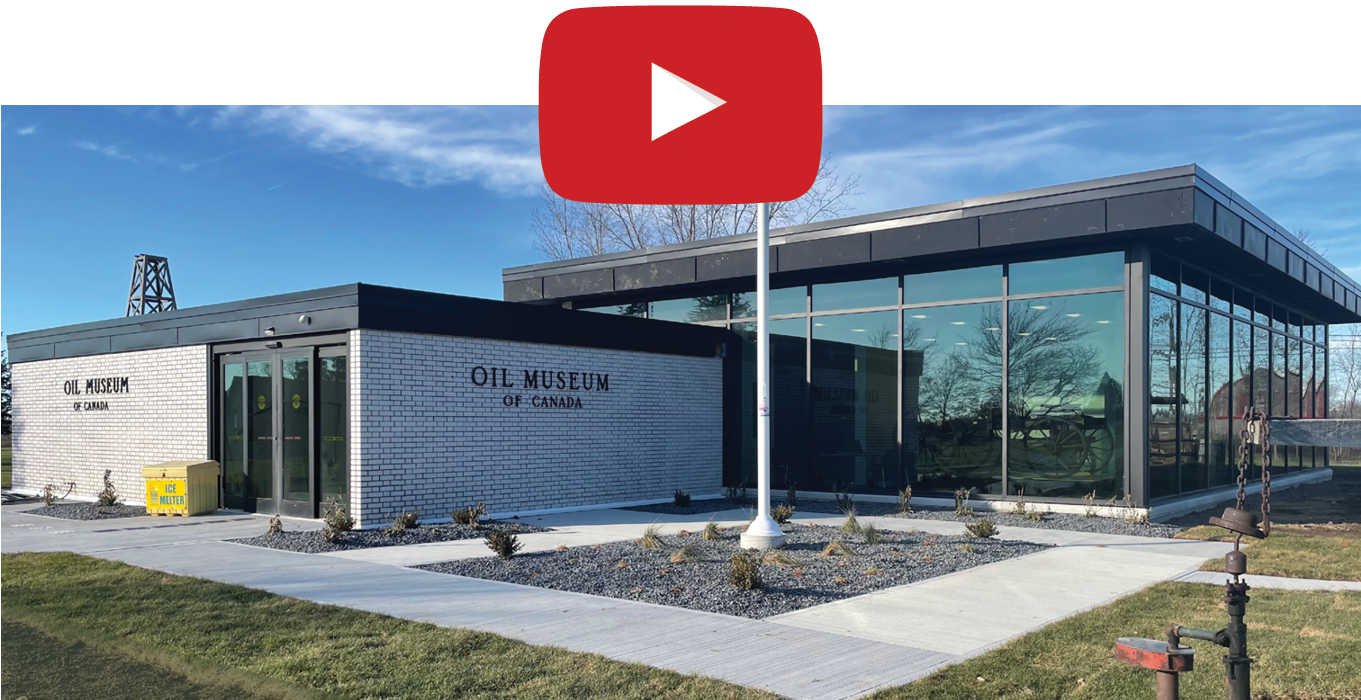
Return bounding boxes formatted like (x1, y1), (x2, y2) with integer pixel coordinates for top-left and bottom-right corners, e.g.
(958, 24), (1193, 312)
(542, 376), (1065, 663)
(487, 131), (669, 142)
(74, 140), (136, 162)
(18, 125), (36, 135)
(212, 106), (543, 196)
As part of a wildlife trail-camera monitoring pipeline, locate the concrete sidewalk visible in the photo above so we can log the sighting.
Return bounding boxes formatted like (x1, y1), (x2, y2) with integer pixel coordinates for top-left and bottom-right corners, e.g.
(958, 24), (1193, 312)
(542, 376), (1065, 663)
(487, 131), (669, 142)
(3, 501), (1237, 699)
(1174, 570), (1361, 591)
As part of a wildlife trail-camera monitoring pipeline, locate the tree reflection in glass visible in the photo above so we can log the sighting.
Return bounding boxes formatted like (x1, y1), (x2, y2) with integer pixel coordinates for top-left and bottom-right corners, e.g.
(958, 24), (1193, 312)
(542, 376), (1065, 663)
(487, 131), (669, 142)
(1007, 293), (1124, 498)
(902, 302), (1004, 495)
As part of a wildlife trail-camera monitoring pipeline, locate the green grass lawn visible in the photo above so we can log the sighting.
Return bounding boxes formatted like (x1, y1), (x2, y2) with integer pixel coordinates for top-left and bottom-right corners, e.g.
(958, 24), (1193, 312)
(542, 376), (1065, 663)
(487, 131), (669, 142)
(2, 446), (11, 489)
(1177, 526), (1361, 581)
(2, 552), (777, 700)
(870, 581), (1361, 700)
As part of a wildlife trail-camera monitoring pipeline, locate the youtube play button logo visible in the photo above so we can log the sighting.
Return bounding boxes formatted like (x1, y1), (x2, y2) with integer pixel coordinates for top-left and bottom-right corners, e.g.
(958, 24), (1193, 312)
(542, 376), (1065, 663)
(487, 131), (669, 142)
(539, 6), (822, 205)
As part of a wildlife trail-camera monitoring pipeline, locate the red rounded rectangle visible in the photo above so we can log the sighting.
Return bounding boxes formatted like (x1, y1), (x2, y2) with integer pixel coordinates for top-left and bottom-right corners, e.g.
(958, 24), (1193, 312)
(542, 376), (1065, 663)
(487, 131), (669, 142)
(540, 6), (822, 204)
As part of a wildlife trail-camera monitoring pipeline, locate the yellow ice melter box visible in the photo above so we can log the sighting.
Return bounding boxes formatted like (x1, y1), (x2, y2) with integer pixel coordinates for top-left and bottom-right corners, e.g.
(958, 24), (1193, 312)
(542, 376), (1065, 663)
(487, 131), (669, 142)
(142, 460), (220, 516)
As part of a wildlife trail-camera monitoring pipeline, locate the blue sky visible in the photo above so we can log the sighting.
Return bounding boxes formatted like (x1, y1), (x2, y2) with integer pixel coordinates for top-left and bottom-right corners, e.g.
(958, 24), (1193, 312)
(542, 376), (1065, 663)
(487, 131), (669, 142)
(3, 105), (1360, 339)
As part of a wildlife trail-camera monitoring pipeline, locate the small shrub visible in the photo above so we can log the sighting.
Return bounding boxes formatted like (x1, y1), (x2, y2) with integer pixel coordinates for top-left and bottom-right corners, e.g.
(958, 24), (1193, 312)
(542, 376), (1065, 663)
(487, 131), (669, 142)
(451, 502), (487, 527)
(840, 507), (861, 534)
(760, 549), (800, 567)
(1082, 490), (1098, 517)
(821, 540), (857, 557)
(96, 469), (121, 508)
(267, 514), (283, 535)
(640, 524), (664, 550)
(1024, 505), (1045, 522)
(41, 484), (57, 507)
(861, 524), (882, 546)
(771, 503), (795, 524)
(897, 485), (913, 514)
(864, 566), (881, 576)
(833, 576), (850, 586)
(958, 543), (978, 554)
(724, 483), (747, 501)
(727, 553), (762, 590)
(320, 496), (354, 543)
(965, 518), (998, 539)
(701, 518), (722, 541)
(673, 489), (691, 507)
(1011, 487), (1026, 515)
(833, 481), (855, 514)
(384, 512), (414, 538)
(786, 481), (798, 508)
(954, 487), (975, 518)
(484, 530), (524, 559)
(671, 542), (702, 564)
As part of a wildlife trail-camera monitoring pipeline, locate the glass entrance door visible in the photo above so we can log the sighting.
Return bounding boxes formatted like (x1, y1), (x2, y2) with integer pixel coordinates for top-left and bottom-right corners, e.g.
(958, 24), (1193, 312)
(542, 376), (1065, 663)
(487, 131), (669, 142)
(219, 347), (341, 517)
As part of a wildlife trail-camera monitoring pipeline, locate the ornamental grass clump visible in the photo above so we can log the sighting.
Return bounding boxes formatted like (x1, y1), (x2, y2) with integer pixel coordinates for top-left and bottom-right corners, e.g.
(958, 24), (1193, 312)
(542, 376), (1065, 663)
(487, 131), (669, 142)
(1082, 490), (1099, 517)
(726, 553), (762, 590)
(833, 482), (855, 514)
(897, 485), (913, 514)
(670, 542), (702, 564)
(958, 543), (978, 554)
(1011, 487), (1027, 515)
(760, 550), (800, 567)
(673, 489), (691, 507)
(701, 518), (722, 541)
(1023, 505), (1045, 522)
(821, 540), (857, 557)
(96, 470), (121, 509)
(840, 507), (861, 534)
(451, 502), (487, 527)
(384, 511), (419, 538)
(320, 496), (354, 543)
(965, 518), (998, 539)
(639, 524), (664, 550)
(267, 514), (283, 535)
(861, 524), (882, 546)
(954, 487), (975, 517)
(771, 503), (795, 524)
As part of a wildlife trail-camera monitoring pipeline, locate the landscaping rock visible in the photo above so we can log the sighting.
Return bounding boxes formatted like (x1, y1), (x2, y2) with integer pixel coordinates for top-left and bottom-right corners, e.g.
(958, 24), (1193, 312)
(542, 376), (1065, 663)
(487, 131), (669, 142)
(628, 498), (1185, 538)
(233, 520), (550, 553)
(25, 503), (149, 520)
(416, 524), (1048, 619)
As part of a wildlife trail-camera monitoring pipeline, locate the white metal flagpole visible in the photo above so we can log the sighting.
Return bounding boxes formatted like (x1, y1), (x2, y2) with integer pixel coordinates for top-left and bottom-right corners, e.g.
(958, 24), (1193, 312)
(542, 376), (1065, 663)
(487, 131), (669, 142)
(741, 201), (787, 550)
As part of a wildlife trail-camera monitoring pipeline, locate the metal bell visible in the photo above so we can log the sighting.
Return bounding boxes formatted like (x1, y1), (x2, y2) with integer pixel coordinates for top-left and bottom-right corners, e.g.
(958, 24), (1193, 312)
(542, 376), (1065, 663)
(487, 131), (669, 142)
(1209, 507), (1266, 539)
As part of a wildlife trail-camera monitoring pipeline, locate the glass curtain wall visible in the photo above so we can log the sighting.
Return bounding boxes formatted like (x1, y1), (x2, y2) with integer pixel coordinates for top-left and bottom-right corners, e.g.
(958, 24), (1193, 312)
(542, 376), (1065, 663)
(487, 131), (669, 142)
(588, 251), (1126, 500)
(1147, 254), (1328, 500)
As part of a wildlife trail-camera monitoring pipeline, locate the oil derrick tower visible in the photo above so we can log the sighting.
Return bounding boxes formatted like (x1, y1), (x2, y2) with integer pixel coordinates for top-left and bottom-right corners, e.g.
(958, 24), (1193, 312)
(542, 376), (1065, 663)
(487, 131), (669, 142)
(125, 254), (178, 316)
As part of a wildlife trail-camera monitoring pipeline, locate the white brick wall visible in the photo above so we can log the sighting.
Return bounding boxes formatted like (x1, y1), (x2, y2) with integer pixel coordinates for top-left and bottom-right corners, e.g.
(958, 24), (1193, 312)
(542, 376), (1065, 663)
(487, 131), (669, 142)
(350, 329), (722, 526)
(10, 346), (209, 504)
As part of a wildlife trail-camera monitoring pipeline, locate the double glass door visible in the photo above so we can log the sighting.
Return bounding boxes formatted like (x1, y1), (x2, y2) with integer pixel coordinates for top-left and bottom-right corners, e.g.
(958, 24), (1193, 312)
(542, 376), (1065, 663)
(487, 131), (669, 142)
(220, 347), (347, 517)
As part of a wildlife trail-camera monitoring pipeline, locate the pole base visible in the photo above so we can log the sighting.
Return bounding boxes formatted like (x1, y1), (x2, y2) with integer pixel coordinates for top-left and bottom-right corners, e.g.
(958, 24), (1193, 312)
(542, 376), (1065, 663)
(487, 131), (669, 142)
(740, 516), (787, 549)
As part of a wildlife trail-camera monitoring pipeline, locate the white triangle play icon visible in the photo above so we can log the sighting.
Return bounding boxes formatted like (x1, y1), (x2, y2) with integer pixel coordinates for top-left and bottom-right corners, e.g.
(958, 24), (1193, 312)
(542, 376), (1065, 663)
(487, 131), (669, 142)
(652, 63), (725, 141)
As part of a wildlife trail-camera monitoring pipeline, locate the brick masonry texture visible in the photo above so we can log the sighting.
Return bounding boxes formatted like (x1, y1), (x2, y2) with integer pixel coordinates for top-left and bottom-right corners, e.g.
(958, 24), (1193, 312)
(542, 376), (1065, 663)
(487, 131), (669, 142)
(10, 346), (209, 504)
(350, 330), (723, 527)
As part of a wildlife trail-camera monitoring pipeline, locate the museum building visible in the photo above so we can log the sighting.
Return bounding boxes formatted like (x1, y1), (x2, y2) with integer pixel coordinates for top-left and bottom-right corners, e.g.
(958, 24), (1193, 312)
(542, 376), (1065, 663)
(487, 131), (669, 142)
(8, 165), (1359, 522)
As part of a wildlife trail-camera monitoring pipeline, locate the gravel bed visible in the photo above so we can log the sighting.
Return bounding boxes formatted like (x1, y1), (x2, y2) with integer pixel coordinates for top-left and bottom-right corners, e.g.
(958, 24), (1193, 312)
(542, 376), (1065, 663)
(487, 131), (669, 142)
(416, 523), (1048, 619)
(232, 520), (551, 554)
(625, 497), (1184, 538)
(23, 503), (151, 520)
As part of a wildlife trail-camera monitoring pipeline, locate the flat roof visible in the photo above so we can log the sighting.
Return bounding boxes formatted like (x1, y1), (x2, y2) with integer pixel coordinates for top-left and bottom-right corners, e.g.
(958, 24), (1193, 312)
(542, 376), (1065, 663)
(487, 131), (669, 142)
(500, 165), (1361, 323)
(6, 283), (726, 364)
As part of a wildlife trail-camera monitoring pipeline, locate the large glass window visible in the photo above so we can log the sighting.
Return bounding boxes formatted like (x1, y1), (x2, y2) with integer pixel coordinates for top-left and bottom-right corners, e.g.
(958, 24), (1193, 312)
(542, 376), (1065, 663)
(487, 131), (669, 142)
(1149, 294), (1178, 498)
(1208, 314), (1233, 487)
(810, 311), (900, 491)
(1179, 305), (1208, 493)
(902, 266), (1001, 305)
(650, 296), (728, 323)
(812, 277), (897, 312)
(583, 302), (647, 317)
(732, 286), (806, 318)
(318, 354), (348, 505)
(1008, 293), (1124, 498)
(731, 319), (808, 490)
(1010, 252), (1124, 296)
(903, 302), (1004, 496)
